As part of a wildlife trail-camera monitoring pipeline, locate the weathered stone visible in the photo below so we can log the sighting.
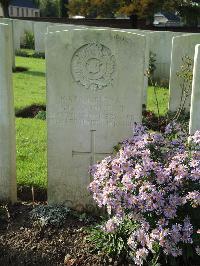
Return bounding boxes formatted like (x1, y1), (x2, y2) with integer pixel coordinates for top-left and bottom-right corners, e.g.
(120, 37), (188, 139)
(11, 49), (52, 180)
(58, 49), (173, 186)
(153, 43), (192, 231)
(0, 18), (15, 68)
(0, 23), (17, 203)
(169, 34), (200, 112)
(13, 19), (34, 49)
(46, 29), (146, 210)
(47, 24), (85, 33)
(189, 44), (200, 134)
(34, 22), (54, 52)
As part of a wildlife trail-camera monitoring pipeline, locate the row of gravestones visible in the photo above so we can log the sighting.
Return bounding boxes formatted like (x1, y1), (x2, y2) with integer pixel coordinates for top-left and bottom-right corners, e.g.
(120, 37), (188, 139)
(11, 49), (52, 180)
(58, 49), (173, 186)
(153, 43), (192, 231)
(1, 17), (199, 83)
(1, 17), (200, 101)
(0, 21), (200, 210)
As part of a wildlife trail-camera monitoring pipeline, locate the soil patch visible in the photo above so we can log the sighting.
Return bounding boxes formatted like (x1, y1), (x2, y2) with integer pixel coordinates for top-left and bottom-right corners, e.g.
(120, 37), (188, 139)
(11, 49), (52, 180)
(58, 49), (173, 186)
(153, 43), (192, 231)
(0, 203), (122, 266)
(17, 186), (47, 202)
(16, 105), (46, 118)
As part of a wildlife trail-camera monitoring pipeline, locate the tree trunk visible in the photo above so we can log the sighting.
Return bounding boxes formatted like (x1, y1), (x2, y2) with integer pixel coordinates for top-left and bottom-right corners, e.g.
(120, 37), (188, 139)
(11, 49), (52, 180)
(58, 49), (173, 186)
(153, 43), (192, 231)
(60, 0), (68, 18)
(2, 3), (10, 17)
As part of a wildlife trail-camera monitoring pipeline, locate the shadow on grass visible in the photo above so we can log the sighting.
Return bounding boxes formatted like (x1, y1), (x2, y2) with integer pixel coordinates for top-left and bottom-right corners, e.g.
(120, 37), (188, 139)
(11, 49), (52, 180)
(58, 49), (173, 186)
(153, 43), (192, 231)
(15, 104), (46, 118)
(13, 66), (29, 73)
(23, 71), (46, 78)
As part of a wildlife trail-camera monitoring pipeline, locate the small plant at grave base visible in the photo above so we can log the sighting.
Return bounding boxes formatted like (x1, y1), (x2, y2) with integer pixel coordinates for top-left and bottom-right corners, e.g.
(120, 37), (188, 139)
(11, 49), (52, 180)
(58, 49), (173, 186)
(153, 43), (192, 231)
(35, 110), (46, 120)
(15, 49), (29, 57)
(32, 51), (45, 59)
(145, 52), (161, 129)
(22, 31), (35, 50)
(30, 205), (70, 228)
(148, 52), (157, 78)
(15, 49), (45, 59)
(173, 55), (193, 121)
(88, 123), (200, 265)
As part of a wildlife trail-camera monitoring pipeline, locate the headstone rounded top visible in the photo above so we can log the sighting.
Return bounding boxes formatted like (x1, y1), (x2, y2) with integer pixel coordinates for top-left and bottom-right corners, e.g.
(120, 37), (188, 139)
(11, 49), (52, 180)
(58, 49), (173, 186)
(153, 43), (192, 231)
(71, 43), (116, 91)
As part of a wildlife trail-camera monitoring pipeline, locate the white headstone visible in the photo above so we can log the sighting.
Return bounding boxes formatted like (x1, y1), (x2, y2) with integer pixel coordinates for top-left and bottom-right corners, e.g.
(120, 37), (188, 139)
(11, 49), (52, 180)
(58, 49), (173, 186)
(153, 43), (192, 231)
(147, 31), (183, 83)
(13, 19), (34, 49)
(169, 34), (200, 112)
(46, 29), (146, 210)
(124, 30), (184, 83)
(34, 22), (54, 52)
(47, 24), (86, 34)
(189, 44), (200, 134)
(0, 23), (17, 203)
(0, 18), (15, 68)
(123, 29), (149, 105)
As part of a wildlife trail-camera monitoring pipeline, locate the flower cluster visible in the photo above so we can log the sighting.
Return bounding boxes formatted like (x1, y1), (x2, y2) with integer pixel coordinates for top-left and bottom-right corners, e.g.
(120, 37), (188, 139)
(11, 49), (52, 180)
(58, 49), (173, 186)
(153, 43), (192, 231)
(89, 123), (200, 265)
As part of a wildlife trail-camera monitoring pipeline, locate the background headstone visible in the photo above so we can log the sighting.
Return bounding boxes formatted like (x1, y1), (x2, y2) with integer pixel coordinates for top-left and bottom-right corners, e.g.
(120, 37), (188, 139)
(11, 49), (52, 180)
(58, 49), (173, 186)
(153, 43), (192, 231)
(0, 23), (17, 203)
(0, 18), (15, 68)
(189, 44), (200, 134)
(124, 30), (183, 84)
(147, 31), (183, 83)
(47, 24), (86, 33)
(34, 22), (54, 52)
(46, 29), (146, 210)
(169, 34), (200, 112)
(13, 19), (34, 49)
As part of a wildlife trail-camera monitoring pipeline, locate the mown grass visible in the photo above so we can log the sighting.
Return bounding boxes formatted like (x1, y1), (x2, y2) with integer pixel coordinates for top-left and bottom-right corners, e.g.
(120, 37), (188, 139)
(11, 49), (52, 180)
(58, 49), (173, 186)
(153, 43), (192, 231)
(16, 118), (47, 188)
(147, 86), (169, 116)
(14, 56), (47, 188)
(14, 55), (169, 189)
(14, 56), (46, 113)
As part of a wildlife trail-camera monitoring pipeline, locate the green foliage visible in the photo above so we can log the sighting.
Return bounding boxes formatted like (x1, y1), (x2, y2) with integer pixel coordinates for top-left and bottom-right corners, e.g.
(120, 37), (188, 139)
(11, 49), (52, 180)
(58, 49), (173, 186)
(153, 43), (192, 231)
(60, 0), (68, 17)
(32, 52), (45, 59)
(22, 31), (35, 50)
(38, 0), (60, 17)
(16, 118), (47, 188)
(88, 217), (138, 259)
(67, 0), (199, 20)
(30, 205), (70, 227)
(14, 56), (46, 189)
(35, 110), (46, 120)
(148, 51), (157, 78)
(68, 0), (120, 18)
(15, 49), (29, 57)
(15, 49), (45, 59)
(173, 55), (193, 121)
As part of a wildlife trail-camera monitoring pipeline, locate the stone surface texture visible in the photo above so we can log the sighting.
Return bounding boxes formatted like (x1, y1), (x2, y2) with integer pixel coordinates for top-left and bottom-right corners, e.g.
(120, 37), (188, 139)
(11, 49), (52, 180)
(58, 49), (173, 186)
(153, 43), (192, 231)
(13, 19), (34, 49)
(0, 23), (17, 203)
(0, 18), (15, 68)
(34, 21), (55, 52)
(46, 29), (145, 210)
(47, 24), (85, 33)
(169, 34), (200, 112)
(189, 44), (200, 134)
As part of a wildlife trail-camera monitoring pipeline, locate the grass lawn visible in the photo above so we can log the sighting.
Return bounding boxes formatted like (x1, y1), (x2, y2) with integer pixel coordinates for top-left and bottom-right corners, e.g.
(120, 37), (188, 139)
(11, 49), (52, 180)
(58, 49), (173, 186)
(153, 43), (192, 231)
(14, 55), (169, 189)
(14, 56), (47, 188)
(14, 56), (46, 113)
(147, 86), (169, 116)
(16, 118), (47, 188)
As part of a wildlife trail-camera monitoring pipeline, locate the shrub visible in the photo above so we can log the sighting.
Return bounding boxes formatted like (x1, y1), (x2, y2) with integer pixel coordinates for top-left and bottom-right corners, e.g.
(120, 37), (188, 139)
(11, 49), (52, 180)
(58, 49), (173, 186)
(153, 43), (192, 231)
(22, 31), (35, 50)
(15, 49), (45, 59)
(32, 52), (45, 59)
(15, 49), (29, 57)
(89, 123), (200, 265)
(35, 110), (46, 120)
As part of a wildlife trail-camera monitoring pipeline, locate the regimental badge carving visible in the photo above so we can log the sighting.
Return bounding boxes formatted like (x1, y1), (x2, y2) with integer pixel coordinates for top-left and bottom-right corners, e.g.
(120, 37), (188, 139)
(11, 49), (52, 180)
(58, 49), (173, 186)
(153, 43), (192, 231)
(71, 43), (116, 91)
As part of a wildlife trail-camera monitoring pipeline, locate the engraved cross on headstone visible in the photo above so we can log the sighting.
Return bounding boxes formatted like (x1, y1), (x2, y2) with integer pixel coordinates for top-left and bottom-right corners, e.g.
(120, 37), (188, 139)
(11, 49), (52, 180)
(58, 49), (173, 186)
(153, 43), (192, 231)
(72, 130), (111, 165)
